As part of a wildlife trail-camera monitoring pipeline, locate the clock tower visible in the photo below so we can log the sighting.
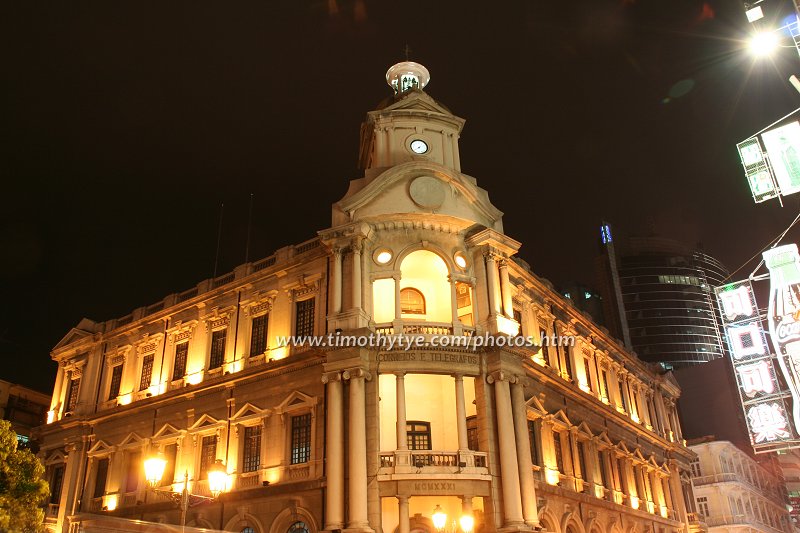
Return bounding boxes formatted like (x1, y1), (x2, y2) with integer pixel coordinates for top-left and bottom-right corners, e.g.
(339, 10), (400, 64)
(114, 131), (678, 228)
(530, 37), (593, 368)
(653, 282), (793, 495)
(358, 61), (465, 175)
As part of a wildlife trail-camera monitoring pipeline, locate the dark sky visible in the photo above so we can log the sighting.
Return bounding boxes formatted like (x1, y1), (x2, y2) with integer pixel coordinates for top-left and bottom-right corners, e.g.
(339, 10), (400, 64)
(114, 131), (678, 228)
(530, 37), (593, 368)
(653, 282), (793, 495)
(4, 0), (800, 393)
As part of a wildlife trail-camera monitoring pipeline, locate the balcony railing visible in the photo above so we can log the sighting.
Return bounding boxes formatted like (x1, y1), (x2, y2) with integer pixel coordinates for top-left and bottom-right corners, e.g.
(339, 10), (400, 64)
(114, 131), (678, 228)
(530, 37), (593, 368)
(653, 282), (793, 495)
(378, 450), (489, 472)
(402, 321), (454, 336)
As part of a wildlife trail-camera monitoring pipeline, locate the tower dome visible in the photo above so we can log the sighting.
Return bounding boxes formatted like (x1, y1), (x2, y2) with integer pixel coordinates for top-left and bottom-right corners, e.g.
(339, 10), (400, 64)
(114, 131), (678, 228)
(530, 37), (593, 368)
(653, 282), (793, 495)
(385, 61), (430, 94)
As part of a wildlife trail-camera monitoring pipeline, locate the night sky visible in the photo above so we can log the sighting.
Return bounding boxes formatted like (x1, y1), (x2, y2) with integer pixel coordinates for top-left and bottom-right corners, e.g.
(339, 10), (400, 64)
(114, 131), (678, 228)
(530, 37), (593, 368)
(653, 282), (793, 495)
(4, 0), (800, 393)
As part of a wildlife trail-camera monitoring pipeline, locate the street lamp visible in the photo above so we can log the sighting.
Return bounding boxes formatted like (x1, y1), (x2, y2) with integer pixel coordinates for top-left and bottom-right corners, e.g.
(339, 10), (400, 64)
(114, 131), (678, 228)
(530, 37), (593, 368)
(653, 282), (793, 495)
(143, 454), (167, 488)
(142, 456), (228, 527)
(207, 459), (228, 498)
(749, 31), (780, 57)
(432, 505), (447, 533)
(459, 515), (474, 533)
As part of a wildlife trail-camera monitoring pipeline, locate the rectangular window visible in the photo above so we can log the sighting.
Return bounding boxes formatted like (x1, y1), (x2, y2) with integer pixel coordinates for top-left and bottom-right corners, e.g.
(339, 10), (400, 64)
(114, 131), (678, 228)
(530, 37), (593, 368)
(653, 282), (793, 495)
(691, 460), (702, 477)
(697, 496), (709, 517)
(162, 444), (177, 487)
(553, 432), (565, 474)
(209, 329), (227, 369)
(618, 380), (627, 411)
(242, 425), (262, 473)
(513, 309), (522, 336)
(66, 378), (80, 412)
(93, 458), (109, 498)
(600, 370), (610, 400)
(407, 421), (432, 451)
(139, 354), (154, 391)
(583, 358), (593, 391)
(250, 314), (269, 356)
(528, 419), (539, 466)
(599, 451), (610, 489)
(467, 416), (479, 451)
(291, 414), (312, 464)
(199, 436), (217, 479)
(50, 465), (65, 504)
(295, 299), (315, 338)
(173, 342), (188, 381)
(108, 366), (123, 401)
(540, 329), (549, 365)
(577, 440), (588, 480)
(563, 344), (572, 378)
(125, 451), (140, 492)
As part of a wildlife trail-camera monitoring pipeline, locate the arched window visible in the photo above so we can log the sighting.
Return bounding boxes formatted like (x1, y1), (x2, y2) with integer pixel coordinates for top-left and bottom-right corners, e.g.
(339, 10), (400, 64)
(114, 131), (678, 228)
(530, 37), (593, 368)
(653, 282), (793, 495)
(400, 288), (426, 314)
(242, 528), (255, 533)
(288, 522), (309, 533)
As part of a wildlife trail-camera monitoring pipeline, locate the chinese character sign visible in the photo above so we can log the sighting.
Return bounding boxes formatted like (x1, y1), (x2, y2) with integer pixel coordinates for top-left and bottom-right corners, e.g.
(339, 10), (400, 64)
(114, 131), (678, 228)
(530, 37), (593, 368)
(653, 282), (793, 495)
(762, 122), (800, 198)
(715, 277), (798, 451)
(737, 137), (779, 203)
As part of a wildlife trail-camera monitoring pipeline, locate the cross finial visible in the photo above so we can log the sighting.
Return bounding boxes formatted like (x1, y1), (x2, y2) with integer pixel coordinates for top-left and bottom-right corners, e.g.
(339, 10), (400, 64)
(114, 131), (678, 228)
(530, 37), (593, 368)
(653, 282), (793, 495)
(403, 44), (412, 61)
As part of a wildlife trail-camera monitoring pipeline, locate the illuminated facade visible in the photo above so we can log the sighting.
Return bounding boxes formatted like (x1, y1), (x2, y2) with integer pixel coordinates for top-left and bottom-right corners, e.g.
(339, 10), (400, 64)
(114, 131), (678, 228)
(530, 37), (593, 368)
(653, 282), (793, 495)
(38, 62), (701, 533)
(689, 440), (792, 533)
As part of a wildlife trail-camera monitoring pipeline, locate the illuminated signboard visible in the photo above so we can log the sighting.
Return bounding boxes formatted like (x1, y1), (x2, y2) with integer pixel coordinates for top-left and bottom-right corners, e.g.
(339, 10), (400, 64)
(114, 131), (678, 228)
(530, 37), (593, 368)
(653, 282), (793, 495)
(716, 276), (800, 452)
(761, 121), (800, 197)
(736, 138), (778, 203)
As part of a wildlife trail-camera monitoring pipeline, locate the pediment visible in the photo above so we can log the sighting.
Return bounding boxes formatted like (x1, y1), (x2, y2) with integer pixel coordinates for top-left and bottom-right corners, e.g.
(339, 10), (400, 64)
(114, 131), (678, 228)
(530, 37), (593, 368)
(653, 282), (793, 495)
(189, 414), (222, 431)
(551, 409), (572, 428)
(153, 423), (182, 440)
(335, 161), (504, 231)
(576, 421), (595, 439)
(525, 395), (546, 417)
(45, 450), (67, 465)
(232, 402), (267, 420)
(119, 432), (144, 447)
(376, 90), (460, 121)
(88, 440), (113, 456)
(631, 448), (646, 462)
(618, 441), (632, 455)
(276, 391), (316, 412)
(54, 326), (94, 351)
(596, 431), (615, 448)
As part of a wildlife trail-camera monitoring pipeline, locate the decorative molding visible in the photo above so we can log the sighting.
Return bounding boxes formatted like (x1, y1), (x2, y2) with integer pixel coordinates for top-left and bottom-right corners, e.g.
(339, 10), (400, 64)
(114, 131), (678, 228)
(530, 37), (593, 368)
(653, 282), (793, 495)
(168, 320), (198, 345)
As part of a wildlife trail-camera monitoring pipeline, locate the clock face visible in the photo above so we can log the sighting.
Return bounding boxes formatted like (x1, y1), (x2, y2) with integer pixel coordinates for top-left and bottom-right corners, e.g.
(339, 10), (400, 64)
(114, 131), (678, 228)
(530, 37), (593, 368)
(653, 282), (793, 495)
(410, 139), (428, 154)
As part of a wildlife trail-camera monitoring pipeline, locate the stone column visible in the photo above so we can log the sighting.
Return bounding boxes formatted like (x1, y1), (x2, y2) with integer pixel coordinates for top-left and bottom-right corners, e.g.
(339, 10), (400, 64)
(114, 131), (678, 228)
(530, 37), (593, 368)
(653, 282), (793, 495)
(323, 372), (344, 530)
(394, 274), (402, 323)
(455, 375), (469, 452)
(352, 241), (362, 311)
(50, 363), (66, 419)
(344, 368), (371, 530)
(668, 461), (688, 523)
(485, 253), (502, 316)
(396, 373), (408, 451)
(499, 259), (514, 318)
(450, 277), (461, 334)
(398, 496), (410, 533)
(333, 249), (343, 315)
(488, 372), (524, 527)
(510, 380), (539, 527)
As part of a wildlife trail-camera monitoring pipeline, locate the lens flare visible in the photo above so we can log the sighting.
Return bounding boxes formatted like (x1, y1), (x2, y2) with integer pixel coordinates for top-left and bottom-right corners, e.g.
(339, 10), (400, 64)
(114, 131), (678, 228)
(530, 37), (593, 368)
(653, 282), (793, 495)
(749, 32), (778, 57)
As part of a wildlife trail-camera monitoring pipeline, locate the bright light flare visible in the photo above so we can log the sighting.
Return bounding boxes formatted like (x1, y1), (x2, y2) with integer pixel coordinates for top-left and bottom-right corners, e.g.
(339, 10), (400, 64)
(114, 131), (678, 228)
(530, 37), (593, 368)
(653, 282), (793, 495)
(749, 32), (778, 57)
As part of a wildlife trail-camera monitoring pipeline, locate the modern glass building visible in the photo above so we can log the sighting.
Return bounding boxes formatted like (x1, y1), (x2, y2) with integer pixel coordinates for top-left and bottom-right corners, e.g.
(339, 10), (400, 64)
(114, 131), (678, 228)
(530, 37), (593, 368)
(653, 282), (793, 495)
(602, 235), (729, 369)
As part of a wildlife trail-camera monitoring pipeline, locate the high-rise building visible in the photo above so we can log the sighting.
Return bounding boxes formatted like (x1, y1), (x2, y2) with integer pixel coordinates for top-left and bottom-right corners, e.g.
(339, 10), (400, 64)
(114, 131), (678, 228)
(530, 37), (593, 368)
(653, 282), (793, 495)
(597, 233), (729, 370)
(37, 62), (703, 533)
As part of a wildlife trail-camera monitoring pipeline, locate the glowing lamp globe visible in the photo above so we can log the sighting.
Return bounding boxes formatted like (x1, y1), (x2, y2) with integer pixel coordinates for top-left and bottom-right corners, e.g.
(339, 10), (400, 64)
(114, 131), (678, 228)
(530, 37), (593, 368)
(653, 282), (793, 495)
(459, 515), (474, 533)
(432, 505), (447, 531)
(749, 32), (778, 57)
(376, 251), (392, 264)
(207, 459), (228, 497)
(144, 455), (167, 488)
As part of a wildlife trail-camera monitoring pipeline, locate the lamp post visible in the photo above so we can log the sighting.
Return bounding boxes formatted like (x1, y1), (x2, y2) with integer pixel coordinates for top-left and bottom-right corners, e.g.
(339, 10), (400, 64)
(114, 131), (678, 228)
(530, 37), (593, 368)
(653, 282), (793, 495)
(432, 505), (447, 533)
(143, 455), (228, 527)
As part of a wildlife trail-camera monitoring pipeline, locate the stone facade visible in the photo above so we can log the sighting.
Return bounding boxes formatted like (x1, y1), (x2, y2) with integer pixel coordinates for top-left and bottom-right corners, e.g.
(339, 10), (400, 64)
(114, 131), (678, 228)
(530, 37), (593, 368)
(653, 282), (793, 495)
(689, 440), (792, 533)
(37, 62), (702, 533)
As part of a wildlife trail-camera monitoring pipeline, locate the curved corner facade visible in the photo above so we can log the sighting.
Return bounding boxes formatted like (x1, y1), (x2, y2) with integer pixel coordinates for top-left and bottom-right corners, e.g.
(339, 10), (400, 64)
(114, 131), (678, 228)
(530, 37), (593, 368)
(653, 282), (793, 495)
(36, 65), (705, 533)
